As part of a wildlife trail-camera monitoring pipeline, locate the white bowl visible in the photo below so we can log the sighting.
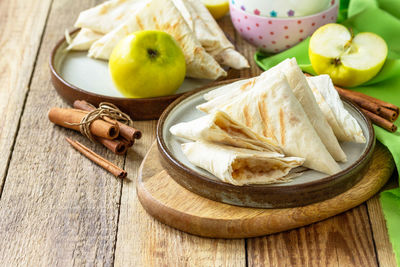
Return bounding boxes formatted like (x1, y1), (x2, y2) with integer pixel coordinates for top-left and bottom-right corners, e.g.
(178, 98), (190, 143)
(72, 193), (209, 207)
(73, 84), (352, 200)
(231, 0), (333, 18)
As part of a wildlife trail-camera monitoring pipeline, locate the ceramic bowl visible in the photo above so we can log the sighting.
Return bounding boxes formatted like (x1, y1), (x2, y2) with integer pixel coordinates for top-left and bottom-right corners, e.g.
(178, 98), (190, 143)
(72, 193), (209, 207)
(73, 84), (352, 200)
(231, 0), (333, 18)
(49, 30), (221, 120)
(230, 1), (338, 53)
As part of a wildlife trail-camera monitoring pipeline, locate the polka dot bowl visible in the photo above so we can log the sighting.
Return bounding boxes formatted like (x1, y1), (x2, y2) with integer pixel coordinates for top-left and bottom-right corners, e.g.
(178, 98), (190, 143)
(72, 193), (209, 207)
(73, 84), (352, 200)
(230, 1), (338, 53)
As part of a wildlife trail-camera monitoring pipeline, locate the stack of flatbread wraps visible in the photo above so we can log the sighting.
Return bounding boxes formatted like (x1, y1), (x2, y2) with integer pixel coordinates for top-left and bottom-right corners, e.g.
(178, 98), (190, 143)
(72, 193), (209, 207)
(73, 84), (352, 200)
(170, 58), (366, 186)
(67, 0), (249, 80)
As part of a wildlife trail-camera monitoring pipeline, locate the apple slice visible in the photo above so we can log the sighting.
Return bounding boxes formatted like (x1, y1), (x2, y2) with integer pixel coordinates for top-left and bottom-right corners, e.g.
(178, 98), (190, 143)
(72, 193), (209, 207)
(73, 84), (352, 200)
(309, 23), (388, 87)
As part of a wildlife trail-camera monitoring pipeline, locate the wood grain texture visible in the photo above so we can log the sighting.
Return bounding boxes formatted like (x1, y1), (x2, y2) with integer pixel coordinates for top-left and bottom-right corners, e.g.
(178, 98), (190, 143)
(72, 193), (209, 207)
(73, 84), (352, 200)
(0, 0), (52, 192)
(367, 193), (398, 266)
(0, 0), (123, 265)
(247, 205), (379, 267)
(137, 142), (394, 240)
(114, 120), (245, 267)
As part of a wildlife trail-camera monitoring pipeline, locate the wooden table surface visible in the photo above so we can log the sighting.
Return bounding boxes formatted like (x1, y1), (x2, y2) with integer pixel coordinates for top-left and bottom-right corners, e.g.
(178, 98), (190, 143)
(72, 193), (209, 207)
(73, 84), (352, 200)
(0, 0), (398, 266)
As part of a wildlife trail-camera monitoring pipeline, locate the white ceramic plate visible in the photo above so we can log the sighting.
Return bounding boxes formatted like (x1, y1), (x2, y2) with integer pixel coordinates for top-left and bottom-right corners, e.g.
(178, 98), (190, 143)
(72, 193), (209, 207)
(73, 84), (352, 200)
(161, 85), (372, 186)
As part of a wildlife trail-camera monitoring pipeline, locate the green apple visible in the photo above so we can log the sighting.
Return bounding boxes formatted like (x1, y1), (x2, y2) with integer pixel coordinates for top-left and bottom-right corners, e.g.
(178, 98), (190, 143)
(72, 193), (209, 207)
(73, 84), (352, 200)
(309, 23), (388, 87)
(109, 30), (186, 98)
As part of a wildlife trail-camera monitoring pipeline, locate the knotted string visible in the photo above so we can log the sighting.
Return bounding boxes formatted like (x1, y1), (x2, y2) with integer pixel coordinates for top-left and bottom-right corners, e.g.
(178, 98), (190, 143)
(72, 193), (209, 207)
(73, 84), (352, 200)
(69, 102), (133, 142)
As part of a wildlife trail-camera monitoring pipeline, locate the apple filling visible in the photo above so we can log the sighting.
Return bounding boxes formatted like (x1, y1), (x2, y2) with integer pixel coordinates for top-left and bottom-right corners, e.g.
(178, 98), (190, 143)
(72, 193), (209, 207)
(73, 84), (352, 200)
(214, 116), (250, 139)
(231, 158), (281, 181)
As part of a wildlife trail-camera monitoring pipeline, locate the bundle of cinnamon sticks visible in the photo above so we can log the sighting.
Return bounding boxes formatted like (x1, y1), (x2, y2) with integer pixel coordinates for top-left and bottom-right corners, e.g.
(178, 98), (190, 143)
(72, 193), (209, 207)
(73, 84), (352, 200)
(48, 100), (141, 154)
(335, 86), (399, 132)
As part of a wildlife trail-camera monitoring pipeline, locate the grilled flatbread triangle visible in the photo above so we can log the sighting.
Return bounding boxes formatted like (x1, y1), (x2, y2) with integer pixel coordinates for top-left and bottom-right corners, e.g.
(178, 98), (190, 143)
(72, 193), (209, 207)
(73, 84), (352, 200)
(170, 110), (283, 153)
(182, 141), (304, 186)
(197, 69), (280, 114)
(75, 0), (146, 34)
(199, 58), (347, 162)
(307, 75), (366, 143)
(88, 0), (227, 80)
(66, 28), (103, 51)
(173, 0), (249, 69)
(219, 72), (341, 175)
(275, 58), (347, 162)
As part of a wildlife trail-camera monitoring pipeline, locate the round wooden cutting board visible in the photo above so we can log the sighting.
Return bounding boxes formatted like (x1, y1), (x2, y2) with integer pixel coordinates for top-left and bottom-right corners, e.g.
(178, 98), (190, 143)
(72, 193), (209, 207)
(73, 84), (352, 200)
(137, 141), (394, 238)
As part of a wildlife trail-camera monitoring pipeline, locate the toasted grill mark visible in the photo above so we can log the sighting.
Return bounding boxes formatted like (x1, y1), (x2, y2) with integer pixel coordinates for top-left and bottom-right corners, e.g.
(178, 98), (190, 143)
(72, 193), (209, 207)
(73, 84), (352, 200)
(194, 47), (202, 55)
(289, 114), (300, 125)
(136, 16), (144, 30)
(258, 98), (269, 137)
(280, 108), (285, 145)
(243, 105), (252, 128)
(99, 6), (108, 15)
(240, 78), (256, 91)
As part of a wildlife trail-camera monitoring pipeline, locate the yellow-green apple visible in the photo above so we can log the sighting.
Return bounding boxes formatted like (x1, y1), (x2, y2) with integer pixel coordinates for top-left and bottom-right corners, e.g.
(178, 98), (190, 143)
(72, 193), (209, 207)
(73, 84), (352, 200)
(309, 23), (387, 87)
(109, 30), (186, 98)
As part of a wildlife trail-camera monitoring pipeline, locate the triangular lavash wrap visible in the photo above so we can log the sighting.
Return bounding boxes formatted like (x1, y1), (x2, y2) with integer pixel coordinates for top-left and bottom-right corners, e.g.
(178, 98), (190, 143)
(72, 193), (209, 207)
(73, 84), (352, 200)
(272, 58), (347, 162)
(182, 141), (304, 186)
(76, 0), (249, 70)
(66, 28), (103, 51)
(173, 0), (249, 69)
(307, 75), (366, 143)
(217, 71), (341, 175)
(74, 0), (146, 34)
(198, 71), (278, 114)
(170, 110), (283, 153)
(199, 58), (347, 162)
(88, 0), (226, 80)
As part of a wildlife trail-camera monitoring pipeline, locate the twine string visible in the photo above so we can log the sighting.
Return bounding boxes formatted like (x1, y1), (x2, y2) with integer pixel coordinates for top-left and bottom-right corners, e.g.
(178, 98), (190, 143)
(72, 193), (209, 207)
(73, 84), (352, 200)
(68, 102), (133, 142)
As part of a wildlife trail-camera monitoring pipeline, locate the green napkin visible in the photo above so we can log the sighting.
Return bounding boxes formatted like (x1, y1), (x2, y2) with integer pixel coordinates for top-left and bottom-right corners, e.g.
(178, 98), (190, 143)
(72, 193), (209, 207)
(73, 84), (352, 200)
(255, 0), (400, 264)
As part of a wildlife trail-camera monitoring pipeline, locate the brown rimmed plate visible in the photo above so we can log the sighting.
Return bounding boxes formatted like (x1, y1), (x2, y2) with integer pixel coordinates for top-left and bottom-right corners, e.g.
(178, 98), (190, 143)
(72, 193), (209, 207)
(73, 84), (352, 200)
(157, 83), (376, 208)
(49, 30), (224, 120)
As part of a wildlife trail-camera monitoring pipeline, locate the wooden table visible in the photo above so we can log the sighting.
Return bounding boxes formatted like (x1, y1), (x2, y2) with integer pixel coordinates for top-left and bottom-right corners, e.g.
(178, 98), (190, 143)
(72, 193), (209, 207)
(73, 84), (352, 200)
(0, 0), (398, 266)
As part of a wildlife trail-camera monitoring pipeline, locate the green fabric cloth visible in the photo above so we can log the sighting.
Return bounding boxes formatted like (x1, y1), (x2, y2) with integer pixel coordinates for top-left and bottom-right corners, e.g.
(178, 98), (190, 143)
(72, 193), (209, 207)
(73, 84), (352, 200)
(255, 1), (400, 265)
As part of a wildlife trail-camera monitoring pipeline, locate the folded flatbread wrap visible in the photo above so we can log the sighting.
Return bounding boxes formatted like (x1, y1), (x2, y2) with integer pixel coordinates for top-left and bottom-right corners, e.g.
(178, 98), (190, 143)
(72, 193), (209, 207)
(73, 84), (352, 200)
(273, 58), (347, 162)
(197, 70), (280, 113)
(200, 58), (347, 162)
(74, 0), (146, 34)
(307, 75), (366, 143)
(66, 28), (103, 51)
(173, 0), (249, 69)
(88, 0), (226, 80)
(182, 141), (304, 186)
(170, 110), (283, 153)
(219, 72), (341, 175)
(203, 77), (254, 101)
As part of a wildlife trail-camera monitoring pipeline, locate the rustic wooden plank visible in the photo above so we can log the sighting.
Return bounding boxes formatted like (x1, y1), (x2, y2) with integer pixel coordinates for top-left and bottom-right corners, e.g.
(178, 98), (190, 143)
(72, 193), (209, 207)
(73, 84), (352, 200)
(0, 0), (124, 265)
(0, 0), (52, 192)
(114, 120), (246, 266)
(366, 173), (398, 267)
(247, 204), (378, 267)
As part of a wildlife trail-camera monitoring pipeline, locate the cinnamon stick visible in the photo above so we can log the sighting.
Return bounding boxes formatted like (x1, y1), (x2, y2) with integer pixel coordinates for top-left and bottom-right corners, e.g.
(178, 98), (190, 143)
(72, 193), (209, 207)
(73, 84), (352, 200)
(360, 108), (398, 133)
(335, 86), (400, 113)
(48, 108), (119, 139)
(66, 137), (127, 178)
(120, 137), (135, 147)
(379, 106), (399, 122)
(335, 86), (399, 121)
(96, 137), (128, 155)
(73, 100), (142, 140)
(339, 92), (382, 115)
